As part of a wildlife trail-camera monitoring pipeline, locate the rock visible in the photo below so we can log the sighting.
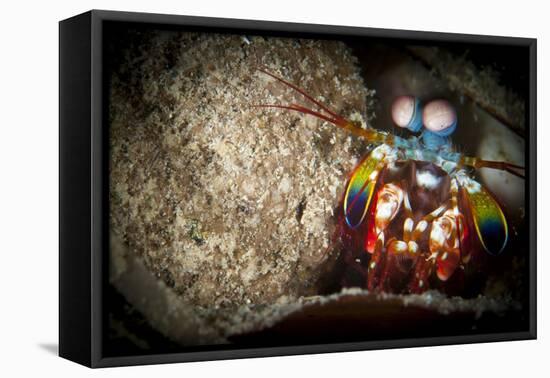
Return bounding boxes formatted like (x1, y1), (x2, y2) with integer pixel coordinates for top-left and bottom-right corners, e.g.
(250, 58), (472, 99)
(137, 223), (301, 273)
(109, 30), (375, 314)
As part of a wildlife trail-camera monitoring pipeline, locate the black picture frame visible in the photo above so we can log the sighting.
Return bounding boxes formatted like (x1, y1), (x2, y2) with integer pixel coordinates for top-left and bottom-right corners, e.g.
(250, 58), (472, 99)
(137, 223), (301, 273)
(59, 9), (537, 368)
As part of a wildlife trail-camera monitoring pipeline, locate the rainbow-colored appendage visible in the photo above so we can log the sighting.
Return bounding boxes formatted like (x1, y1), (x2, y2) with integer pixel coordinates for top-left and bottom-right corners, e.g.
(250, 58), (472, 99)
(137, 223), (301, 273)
(463, 181), (508, 255)
(344, 149), (384, 229)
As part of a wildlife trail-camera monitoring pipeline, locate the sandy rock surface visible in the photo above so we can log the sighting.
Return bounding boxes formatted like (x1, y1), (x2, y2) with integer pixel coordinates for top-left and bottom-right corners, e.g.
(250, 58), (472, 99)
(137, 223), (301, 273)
(109, 31), (375, 312)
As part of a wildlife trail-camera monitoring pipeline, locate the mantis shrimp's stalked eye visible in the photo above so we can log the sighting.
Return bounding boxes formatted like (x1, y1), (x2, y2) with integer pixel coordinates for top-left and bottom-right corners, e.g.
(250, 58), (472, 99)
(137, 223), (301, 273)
(423, 99), (457, 137)
(391, 96), (423, 133)
(420, 99), (458, 150)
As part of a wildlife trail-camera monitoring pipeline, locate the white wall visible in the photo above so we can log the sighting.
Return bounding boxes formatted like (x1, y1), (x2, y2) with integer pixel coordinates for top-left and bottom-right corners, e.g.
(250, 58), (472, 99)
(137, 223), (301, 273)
(0, 0), (546, 376)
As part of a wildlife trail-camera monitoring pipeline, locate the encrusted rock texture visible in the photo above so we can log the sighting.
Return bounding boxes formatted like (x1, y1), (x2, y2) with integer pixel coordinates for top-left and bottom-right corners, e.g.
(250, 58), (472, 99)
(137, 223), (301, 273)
(109, 30), (375, 310)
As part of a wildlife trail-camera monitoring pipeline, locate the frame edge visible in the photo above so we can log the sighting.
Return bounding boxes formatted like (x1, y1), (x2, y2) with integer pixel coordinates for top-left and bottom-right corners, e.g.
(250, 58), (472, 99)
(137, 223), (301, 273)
(59, 11), (93, 368)
(81, 9), (537, 368)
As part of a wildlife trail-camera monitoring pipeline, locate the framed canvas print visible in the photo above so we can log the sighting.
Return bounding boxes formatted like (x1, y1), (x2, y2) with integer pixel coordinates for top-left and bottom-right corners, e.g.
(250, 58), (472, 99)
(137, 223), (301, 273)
(59, 10), (537, 368)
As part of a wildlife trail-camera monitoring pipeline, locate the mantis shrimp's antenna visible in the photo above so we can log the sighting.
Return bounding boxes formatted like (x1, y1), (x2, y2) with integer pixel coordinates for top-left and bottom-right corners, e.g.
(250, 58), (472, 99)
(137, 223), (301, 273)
(258, 68), (345, 123)
(254, 68), (393, 146)
(460, 156), (525, 179)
